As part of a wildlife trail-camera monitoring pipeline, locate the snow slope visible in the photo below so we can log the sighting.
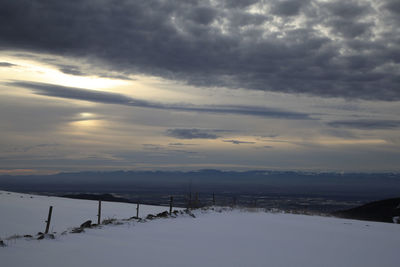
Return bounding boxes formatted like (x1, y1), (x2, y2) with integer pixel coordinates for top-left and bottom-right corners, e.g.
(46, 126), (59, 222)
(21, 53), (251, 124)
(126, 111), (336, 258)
(1, 191), (399, 267)
(0, 190), (174, 238)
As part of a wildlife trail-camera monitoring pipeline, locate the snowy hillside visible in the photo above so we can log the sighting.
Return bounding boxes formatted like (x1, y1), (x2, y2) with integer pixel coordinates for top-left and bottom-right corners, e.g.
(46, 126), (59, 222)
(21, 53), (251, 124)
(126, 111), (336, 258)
(0, 190), (175, 238)
(1, 191), (399, 267)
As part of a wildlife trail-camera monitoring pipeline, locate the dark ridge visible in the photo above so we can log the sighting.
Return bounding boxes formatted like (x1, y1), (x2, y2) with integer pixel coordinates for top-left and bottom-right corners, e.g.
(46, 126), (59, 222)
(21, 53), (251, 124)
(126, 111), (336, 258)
(333, 197), (400, 223)
(61, 193), (133, 204)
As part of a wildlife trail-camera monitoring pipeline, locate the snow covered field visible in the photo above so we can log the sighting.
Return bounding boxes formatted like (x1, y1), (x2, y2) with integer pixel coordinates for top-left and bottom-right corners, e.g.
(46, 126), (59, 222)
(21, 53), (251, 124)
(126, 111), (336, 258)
(0, 190), (174, 238)
(1, 191), (399, 267)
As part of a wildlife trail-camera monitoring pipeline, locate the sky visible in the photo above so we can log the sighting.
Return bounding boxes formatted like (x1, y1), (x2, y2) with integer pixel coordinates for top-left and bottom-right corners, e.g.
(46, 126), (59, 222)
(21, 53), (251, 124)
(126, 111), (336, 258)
(0, 0), (399, 174)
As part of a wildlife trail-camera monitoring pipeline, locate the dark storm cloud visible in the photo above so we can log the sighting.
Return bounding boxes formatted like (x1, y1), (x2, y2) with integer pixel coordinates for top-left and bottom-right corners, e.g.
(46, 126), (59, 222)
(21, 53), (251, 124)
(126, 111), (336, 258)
(1, 0), (399, 100)
(0, 62), (16, 67)
(224, 0), (259, 8)
(7, 81), (311, 119)
(271, 0), (308, 16)
(321, 1), (374, 38)
(223, 140), (255, 144)
(384, 0), (400, 14)
(166, 129), (220, 139)
(188, 6), (218, 25)
(327, 19), (373, 38)
(323, 0), (370, 19)
(228, 11), (269, 27)
(328, 120), (400, 130)
(56, 63), (133, 80)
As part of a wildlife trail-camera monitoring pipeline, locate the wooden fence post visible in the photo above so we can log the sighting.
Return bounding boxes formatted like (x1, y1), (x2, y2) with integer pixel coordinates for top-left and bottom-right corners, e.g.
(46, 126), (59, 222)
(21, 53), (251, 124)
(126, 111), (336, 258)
(195, 192), (199, 208)
(212, 193), (215, 206)
(97, 200), (102, 225)
(45, 206), (53, 234)
(189, 192), (192, 209)
(169, 196), (173, 214)
(136, 202), (140, 218)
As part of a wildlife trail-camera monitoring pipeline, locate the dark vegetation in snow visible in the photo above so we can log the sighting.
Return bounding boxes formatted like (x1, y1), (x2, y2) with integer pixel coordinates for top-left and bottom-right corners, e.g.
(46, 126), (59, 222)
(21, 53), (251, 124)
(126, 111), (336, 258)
(333, 198), (400, 223)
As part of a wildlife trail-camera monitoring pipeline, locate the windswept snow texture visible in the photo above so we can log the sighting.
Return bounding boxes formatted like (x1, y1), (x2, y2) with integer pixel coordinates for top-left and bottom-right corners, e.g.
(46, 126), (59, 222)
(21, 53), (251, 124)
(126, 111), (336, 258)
(0, 191), (173, 238)
(1, 191), (399, 267)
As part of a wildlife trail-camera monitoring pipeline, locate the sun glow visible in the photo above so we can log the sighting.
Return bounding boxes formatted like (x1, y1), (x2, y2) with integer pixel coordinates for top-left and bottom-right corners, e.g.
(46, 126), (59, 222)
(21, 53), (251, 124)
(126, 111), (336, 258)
(0, 54), (128, 91)
(68, 113), (103, 129)
(73, 119), (101, 127)
(79, 112), (95, 119)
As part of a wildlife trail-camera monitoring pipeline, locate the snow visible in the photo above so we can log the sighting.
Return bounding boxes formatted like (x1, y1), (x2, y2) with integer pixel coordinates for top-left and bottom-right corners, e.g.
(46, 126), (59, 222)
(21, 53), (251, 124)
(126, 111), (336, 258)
(0, 190), (175, 238)
(1, 191), (399, 267)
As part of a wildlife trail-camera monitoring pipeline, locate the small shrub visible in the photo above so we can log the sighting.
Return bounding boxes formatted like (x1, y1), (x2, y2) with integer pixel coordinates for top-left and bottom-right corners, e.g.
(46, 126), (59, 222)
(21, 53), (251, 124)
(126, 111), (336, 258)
(102, 218), (117, 225)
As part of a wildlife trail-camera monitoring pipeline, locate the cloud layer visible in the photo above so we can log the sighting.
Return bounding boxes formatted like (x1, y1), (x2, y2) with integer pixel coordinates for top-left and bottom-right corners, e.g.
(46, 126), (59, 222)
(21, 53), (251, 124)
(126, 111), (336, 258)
(223, 140), (256, 144)
(1, 0), (399, 100)
(8, 81), (311, 119)
(0, 62), (16, 67)
(328, 120), (400, 129)
(166, 129), (221, 139)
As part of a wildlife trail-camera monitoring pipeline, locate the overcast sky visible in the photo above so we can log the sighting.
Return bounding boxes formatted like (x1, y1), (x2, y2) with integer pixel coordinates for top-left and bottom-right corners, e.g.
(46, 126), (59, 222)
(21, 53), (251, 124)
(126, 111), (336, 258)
(1, 0), (399, 174)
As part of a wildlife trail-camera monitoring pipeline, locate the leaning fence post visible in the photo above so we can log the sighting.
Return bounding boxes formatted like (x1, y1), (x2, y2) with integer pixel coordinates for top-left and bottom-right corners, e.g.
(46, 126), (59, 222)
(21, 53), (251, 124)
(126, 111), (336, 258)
(169, 196), (173, 214)
(45, 206), (53, 234)
(97, 200), (102, 225)
(136, 201), (140, 218)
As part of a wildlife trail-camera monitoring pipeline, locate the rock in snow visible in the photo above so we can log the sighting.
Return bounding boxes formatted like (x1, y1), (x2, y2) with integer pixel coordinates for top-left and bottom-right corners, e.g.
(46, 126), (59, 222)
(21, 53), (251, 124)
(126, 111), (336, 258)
(80, 220), (92, 228)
